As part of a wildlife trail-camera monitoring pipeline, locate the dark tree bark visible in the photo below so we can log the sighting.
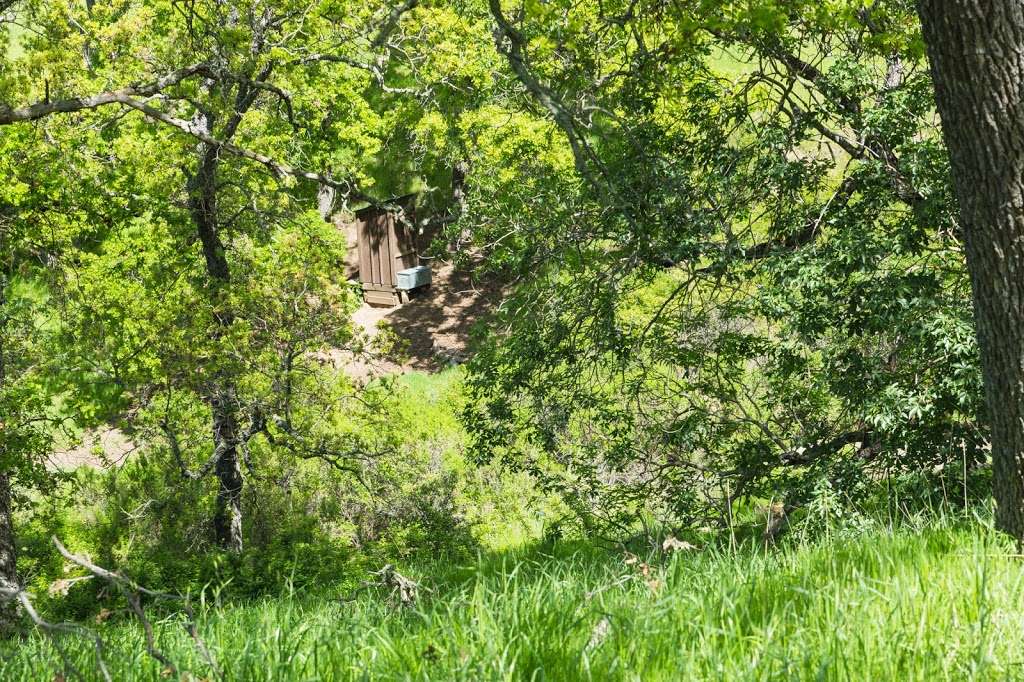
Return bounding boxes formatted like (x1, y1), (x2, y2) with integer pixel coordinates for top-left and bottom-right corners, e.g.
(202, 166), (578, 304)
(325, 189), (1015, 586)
(211, 390), (244, 553)
(0, 277), (18, 633)
(185, 68), (268, 553)
(187, 106), (245, 553)
(917, 1), (1024, 541)
(0, 473), (18, 634)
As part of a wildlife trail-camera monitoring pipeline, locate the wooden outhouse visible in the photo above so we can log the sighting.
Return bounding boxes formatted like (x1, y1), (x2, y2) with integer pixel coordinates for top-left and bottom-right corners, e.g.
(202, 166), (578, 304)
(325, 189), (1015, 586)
(354, 194), (421, 306)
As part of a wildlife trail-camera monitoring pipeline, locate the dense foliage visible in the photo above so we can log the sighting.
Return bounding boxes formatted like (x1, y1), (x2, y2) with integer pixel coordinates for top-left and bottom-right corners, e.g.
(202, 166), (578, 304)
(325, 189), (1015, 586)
(459, 0), (984, 534)
(0, 0), (1010, 676)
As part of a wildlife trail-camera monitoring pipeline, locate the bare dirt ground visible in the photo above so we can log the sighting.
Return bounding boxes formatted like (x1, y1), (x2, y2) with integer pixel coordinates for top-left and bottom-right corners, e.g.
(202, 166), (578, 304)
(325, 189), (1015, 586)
(49, 427), (139, 472)
(333, 259), (504, 379)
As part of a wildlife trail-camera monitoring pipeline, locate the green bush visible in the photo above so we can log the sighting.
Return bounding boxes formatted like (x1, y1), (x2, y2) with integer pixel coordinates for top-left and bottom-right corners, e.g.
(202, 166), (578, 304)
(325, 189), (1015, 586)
(19, 369), (553, 618)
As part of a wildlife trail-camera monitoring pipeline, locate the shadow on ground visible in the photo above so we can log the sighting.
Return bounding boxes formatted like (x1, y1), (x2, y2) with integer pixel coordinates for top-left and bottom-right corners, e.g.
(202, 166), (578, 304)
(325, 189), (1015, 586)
(349, 259), (506, 374)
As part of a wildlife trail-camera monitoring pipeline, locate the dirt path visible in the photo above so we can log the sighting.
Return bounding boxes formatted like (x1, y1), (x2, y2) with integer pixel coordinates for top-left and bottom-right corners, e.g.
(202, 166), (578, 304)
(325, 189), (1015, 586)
(334, 259), (504, 379)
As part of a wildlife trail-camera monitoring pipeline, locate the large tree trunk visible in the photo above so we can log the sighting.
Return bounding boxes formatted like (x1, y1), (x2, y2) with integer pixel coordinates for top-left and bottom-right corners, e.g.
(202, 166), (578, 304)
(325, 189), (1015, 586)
(917, 2), (1024, 541)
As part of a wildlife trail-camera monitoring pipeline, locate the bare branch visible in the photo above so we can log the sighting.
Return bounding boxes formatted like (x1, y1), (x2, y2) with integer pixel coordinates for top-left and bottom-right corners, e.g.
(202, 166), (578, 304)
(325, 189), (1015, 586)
(0, 63), (214, 124)
(371, 0), (420, 48)
(53, 537), (221, 679)
(0, 583), (111, 681)
(236, 77), (296, 129)
(290, 52), (421, 95)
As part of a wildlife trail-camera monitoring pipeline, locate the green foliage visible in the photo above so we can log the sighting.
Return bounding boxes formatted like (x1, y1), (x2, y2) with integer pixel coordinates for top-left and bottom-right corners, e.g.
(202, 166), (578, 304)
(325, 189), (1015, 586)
(16, 370), (547, 618)
(460, 0), (984, 535)
(0, 3), (1007, 677)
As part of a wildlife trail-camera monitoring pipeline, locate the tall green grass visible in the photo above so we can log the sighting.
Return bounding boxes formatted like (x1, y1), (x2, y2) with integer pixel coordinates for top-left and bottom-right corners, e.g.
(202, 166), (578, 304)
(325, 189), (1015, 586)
(3, 514), (1023, 681)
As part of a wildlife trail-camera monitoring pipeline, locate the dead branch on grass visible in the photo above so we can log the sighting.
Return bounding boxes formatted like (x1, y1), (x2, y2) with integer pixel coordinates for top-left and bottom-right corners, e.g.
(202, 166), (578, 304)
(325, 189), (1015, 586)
(0, 537), (220, 681)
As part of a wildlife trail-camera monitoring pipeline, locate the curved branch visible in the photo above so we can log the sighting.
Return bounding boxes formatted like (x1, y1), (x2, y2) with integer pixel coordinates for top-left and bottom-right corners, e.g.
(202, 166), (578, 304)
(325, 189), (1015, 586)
(0, 64), (382, 205)
(0, 584), (110, 682)
(116, 96), (377, 202)
(372, 0), (420, 48)
(161, 410), (266, 481)
(53, 537), (220, 678)
(0, 63), (214, 124)
(488, 0), (594, 184)
(779, 429), (873, 466)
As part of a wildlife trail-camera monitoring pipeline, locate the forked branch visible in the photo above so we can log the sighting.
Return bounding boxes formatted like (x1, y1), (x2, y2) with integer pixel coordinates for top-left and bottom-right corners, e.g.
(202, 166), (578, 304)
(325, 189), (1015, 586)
(0, 537), (219, 680)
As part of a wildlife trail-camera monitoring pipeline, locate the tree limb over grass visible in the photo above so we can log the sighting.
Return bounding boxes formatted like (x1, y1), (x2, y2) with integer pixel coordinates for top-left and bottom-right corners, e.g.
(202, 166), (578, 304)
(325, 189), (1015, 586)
(53, 537), (220, 679)
(0, 537), (219, 681)
(0, 583), (112, 682)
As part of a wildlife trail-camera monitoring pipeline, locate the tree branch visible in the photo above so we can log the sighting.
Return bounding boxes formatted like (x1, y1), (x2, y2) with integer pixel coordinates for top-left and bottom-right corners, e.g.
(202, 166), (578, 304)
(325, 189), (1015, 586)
(744, 175), (858, 259)
(0, 64), (382, 205)
(0, 584), (111, 682)
(162, 409), (266, 481)
(779, 429), (872, 466)
(0, 63), (214, 124)
(488, 0), (595, 184)
(371, 0), (420, 48)
(115, 96), (378, 202)
(53, 537), (220, 679)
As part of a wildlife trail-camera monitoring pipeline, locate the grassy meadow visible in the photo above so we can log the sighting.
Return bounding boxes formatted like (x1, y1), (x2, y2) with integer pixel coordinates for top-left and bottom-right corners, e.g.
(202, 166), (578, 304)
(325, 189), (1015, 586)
(3, 513), (1021, 681)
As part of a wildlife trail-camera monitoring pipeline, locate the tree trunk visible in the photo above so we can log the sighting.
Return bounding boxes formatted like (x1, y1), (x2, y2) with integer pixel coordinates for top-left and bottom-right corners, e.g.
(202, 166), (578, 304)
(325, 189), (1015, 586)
(917, 2), (1024, 541)
(317, 182), (335, 222)
(188, 112), (245, 553)
(211, 391), (244, 553)
(0, 472), (19, 634)
(186, 73), (267, 552)
(0, 275), (19, 633)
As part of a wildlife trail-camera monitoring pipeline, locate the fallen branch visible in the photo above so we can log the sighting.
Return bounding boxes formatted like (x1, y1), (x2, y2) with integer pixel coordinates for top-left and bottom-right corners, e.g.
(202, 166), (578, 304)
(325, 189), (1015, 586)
(53, 537), (221, 679)
(372, 565), (423, 606)
(0, 538), (221, 680)
(0, 584), (112, 682)
(343, 564), (428, 607)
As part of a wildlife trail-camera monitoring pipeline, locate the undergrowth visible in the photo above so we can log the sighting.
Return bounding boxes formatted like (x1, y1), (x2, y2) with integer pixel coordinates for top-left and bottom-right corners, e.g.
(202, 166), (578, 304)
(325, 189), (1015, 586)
(3, 512), (1022, 681)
